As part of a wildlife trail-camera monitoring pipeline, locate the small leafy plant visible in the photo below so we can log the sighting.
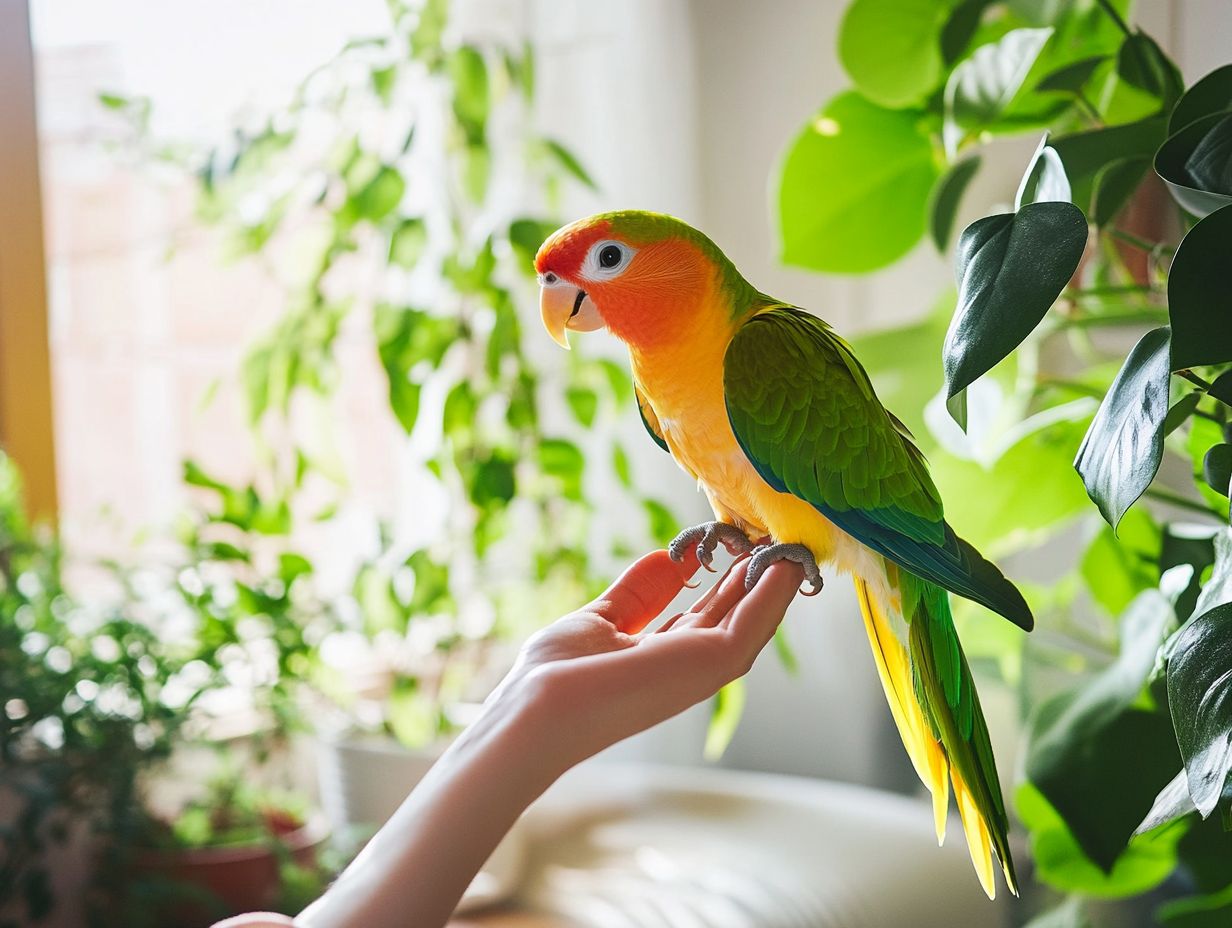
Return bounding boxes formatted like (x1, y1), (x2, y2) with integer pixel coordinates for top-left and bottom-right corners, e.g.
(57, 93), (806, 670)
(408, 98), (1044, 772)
(778, 0), (1232, 923)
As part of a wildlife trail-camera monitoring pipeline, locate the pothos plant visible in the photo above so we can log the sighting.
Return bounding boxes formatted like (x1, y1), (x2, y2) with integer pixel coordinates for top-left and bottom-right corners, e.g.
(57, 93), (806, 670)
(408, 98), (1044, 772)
(777, 0), (1232, 924)
(103, 0), (674, 748)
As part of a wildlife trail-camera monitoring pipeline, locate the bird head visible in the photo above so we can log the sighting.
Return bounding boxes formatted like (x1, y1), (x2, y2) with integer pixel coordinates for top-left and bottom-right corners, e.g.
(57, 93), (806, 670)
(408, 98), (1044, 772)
(534, 210), (750, 351)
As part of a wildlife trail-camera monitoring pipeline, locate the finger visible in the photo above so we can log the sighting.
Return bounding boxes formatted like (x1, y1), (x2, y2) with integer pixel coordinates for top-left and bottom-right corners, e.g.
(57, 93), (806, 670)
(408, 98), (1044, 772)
(722, 561), (804, 652)
(684, 552), (750, 615)
(683, 559), (753, 629)
(587, 548), (700, 633)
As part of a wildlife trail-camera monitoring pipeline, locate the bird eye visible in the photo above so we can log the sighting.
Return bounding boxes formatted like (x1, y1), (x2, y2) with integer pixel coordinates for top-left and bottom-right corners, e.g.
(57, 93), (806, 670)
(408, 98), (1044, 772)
(543, 272), (558, 285)
(585, 240), (634, 280)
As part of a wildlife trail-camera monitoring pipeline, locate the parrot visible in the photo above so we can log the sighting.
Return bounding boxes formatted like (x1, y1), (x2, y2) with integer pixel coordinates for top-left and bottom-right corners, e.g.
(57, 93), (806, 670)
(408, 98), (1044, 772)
(533, 210), (1034, 899)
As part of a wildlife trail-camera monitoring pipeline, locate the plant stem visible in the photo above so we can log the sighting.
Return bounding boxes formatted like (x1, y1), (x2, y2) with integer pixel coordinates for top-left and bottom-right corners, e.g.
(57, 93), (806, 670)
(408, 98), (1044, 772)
(1036, 378), (1105, 399)
(1144, 486), (1222, 520)
(1067, 284), (1152, 299)
(1075, 92), (1104, 126)
(1058, 310), (1171, 329)
(1109, 228), (1176, 255)
(1178, 370), (1213, 391)
(1095, 0), (1134, 38)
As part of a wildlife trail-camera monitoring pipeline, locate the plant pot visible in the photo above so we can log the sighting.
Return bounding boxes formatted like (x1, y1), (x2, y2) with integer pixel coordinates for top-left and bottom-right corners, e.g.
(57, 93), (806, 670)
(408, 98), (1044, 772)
(314, 733), (444, 834)
(132, 815), (327, 927)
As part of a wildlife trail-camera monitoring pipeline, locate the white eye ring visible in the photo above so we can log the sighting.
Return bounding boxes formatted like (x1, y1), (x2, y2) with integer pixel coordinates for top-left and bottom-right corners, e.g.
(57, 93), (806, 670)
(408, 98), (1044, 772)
(581, 240), (635, 281)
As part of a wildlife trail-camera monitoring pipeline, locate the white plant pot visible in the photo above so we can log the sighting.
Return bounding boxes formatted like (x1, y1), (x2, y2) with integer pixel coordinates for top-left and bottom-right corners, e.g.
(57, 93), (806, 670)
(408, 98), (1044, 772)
(314, 734), (444, 834)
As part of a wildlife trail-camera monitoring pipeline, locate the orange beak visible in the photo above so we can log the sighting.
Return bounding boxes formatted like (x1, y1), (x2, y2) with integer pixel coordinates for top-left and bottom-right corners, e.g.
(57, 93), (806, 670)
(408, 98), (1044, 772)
(539, 285), (603, 349)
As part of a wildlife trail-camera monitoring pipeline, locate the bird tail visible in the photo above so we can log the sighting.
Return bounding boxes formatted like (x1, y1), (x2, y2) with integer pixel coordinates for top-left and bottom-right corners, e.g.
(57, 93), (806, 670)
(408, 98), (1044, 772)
(853, 563), (1017, 899)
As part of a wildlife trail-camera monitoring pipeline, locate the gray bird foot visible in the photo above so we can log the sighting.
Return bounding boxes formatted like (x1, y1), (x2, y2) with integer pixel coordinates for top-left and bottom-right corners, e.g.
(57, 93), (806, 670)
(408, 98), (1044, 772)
(745, 543), (824, 596)
(668, 521), (754, 572)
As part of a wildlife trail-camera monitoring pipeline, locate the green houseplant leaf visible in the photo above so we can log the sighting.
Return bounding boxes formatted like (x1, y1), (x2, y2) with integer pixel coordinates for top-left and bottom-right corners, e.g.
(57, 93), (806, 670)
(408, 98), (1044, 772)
(1167, 205), (1232, 371)
(1074, 327), (1172, 529)
(943, 202), (1087, 428)
(837, 0), (949, 108)
(1116, 30), (1183, 110)
(1090, 156), (1150, 226)
(776, 91), (938, 273)
(1016, 135), (1072, 208)
(943, 27), (1054, 155)
(1167, 602), (1232, 817)
(1053, 118), (1167, 215)
(1156, 115), (1232, 218)
(1169, 63), (1232, 134)
(928, 154), (981, 251)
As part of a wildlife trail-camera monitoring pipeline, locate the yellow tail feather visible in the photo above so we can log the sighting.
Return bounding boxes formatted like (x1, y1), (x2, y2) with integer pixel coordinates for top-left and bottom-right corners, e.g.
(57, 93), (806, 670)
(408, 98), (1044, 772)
(853, 575), (1009, 899)
(853, 577), (949, 844)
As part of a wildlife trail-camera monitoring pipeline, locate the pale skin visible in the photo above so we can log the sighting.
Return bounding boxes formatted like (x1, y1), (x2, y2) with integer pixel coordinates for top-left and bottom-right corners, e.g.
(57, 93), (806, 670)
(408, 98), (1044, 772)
(213, 550), (804, 928)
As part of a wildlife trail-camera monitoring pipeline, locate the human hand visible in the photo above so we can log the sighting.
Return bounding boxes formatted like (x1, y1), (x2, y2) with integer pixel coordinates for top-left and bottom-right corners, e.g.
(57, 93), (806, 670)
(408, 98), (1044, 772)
(495, 549), (804, 774)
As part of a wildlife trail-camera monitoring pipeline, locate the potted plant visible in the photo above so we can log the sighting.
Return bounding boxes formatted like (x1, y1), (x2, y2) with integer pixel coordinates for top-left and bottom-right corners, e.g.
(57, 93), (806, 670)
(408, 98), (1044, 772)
(776, 1), (1232, 923)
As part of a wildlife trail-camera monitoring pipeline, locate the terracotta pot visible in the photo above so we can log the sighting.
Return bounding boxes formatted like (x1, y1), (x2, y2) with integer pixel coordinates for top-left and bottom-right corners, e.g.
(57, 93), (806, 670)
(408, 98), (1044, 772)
(132, 816), (326, 927)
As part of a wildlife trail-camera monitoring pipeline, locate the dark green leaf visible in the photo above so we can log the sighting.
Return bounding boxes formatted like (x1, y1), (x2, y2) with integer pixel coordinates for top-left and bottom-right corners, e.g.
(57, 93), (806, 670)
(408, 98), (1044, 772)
(1165, 392), (1203, 437)
(1116, 31), (1183, 109)
(1161, 524), (1219, 624)
(1209, 370), (1232, 407)
(543, 139), (597, 191)
(1016, 135), (1071, 208)
(1054, 118), (1167, 214)
(928, 155), (981, 251)
(470, 453), (516, 507)
(1091, 156), (1149, 226)
(1168, 602), (1232, 816)
(1074, 326), (1171, 529)
(943, 203), (1088, 427)
(777, 92), (938, 274)
(1026, 590), (1180, 870)
(837, 0), (949, 108)
(939, 0), (988, 65)
(1170, 64), (1232, 134)
(943, 27), (1054, 155)
(1186, 114), (1232, 196)
(1168, 206), (1232, 370)
(1156, 115), (1232, 218)
(1037, 55), (1109, 93)
(1204, 445), (1232, 497)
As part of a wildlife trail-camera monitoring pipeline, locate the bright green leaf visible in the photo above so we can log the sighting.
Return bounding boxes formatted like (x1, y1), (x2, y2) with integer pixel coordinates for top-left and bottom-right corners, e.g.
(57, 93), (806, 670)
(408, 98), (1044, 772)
(389, 218), (427, 268)
(777, 92), (939, 274)
(1116, 31), (1183, 110)
(543, 139), (597, 191)
(704, 678), (746, 761)
(838, 0), (949, 108)
(565, 386), (598, 427)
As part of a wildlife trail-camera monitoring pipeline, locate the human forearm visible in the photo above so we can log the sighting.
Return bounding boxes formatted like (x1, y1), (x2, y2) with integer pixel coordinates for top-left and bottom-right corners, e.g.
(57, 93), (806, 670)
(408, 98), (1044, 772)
(297, 677), (562, 928)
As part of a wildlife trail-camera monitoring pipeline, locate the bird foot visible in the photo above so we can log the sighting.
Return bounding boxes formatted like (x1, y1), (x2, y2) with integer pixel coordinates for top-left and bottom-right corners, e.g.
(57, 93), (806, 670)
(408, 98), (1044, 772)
(745, 543), (824, 596)
(668, 521), (754, 572)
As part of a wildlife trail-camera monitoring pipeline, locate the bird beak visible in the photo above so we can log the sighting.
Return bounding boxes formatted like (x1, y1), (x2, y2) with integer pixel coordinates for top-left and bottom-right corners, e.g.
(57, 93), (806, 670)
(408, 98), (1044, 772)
(539, 285), (602, 350)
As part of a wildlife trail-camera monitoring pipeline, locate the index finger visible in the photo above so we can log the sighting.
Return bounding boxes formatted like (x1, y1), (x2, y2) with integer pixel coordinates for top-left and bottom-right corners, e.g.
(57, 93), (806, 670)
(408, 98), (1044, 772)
(586, 548), (701, 633)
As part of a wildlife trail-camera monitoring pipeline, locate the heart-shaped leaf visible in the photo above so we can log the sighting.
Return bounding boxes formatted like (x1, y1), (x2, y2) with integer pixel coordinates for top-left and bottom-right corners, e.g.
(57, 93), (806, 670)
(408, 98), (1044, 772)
(944, 202), (1087, 428)
(928, 154), (981, 251)
(1053, 118), (1167, 215)
(1156, 114), (1232, 218)
(1170, 63), (1232, 134)
(1074, 326), (1172, 529)
(1091, 156), (1150, 226)
(1168, 602), (1232, 817)
(1186, 113), (1232, 196)
(1016, 134), (1071, 208)
(777, 92), (939, 273)
(1204, 445), (1232, 497)
(838, 0), (950, 108)
(943, 27), (1054, 156)
(1116, 31), (1183, 109)
(1167, 205), (1232, 371)
(1209, 370), (1232, 408)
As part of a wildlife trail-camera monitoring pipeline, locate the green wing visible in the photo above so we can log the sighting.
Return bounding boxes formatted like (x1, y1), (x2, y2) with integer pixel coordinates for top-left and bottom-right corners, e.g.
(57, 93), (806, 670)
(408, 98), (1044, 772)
(723, 306), (1032, 630)
(634, 384), (670, 453)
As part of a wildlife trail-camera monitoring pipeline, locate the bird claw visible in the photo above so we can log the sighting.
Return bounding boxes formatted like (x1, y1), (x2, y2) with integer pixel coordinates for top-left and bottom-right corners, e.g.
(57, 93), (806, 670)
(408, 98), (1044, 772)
(745, 543), (824, 596)
(669, 521), (754, 572)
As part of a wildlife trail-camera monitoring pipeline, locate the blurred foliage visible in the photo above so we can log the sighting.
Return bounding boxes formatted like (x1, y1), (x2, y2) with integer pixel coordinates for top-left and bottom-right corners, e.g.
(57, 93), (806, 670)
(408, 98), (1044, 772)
(788, 0), (1232, 923)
